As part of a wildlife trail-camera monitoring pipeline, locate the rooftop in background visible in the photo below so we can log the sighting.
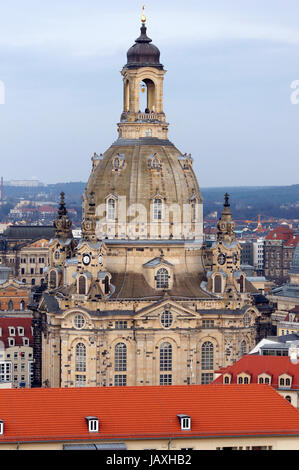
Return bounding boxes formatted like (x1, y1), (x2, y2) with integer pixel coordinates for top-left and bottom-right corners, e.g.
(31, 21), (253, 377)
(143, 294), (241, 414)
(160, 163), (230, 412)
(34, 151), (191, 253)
(0, 317), (33, 348)
(213, 355), (299, 389)
(0, 225), (54, 241)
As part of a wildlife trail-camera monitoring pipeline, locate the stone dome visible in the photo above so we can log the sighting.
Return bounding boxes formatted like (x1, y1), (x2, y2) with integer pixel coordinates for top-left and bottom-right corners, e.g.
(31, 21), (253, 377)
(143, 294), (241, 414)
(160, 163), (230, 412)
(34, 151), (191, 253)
(85, 139), (203, 241)
(126, 25), (163, 70)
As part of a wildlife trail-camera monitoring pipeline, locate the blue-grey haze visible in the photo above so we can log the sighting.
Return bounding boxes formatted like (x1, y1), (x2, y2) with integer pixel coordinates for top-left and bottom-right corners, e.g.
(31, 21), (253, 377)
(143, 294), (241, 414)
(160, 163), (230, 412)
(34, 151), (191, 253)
(0, 0), (298, 187)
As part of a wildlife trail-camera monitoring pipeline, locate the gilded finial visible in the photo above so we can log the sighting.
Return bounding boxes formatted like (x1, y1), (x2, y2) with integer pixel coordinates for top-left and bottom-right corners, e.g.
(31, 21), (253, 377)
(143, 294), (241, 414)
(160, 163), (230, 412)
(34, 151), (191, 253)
(141, 5), (146, 24)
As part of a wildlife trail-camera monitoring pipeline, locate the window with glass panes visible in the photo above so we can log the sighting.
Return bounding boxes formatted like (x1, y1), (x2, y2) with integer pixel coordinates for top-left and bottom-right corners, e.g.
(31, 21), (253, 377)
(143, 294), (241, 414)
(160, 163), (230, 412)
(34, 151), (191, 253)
(160, 342), (172, 371)
(201, 373), (213, 384)
(75, 343), (86, 372)
(75, 375), (86, 387)
(115, 343), (127, 372)
(156, 268), (169, 289)
(0, 362), (11, 382)
(114, 374), (127, 386)
(160, 374), (172, 385)
(201, 341), (214, 370)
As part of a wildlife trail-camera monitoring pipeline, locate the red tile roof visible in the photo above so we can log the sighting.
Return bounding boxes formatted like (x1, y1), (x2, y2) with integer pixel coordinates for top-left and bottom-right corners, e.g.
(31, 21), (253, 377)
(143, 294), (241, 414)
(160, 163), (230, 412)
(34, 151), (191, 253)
(0, 385), (299, 443)
(266, 226), (295, 242)
(213, 355), (299, 389)
(0, 318), (33, 348)
(285, 235), (299, 248)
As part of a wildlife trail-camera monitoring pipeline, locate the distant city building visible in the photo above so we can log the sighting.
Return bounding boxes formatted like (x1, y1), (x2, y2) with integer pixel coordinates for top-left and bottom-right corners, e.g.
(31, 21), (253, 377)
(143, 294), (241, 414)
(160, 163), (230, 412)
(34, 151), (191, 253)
(4, 180), (45, 187)
(268, 243), (299, 319)
(0, 276), (31, 315)
(0, 226), (54, 286)
(239, 240), (254, 266)
(0, 317), (33, 389)
(252, 238), (265, 275)
(277, 306), (299, 337)
(264, 226), (299, 283)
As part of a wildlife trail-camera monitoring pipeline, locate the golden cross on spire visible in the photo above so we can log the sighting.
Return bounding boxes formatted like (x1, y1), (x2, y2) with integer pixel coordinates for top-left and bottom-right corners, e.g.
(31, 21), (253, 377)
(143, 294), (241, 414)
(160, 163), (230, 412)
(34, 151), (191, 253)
(141, 4), (146, 24)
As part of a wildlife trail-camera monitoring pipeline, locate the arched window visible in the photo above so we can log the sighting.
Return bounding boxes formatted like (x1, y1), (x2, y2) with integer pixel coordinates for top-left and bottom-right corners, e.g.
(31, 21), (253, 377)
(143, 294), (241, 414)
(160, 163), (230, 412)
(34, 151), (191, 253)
(49, 270), (57, 288)
(280, 378), (285, 386)
(20, 300), (25, 311)
(115, 343), (127, 372)
(214, 275), (222, 293)
(78, 276), (87, 295)
(54, 250), (60, 260)
(286, 396), (292, 403)
(240, 274), (246, 293)
(161, 310), (173, 328)
(145, 128), (152, 137)
(259, 377), (264, 384)
(104, 276), (110, 295)
(153, 198), (162, 220)
(224, 376), (230, 384)
(243, 313), (250, 327)
(75, 343), (86, 372)
(107, 198), (116, 220)
(201, 342), (214, 370)
(286, 378), (291, 386)
(244, 376), (249, 384)
(114, 157), (120, 169)
(8, 300), (13, 311)
(241, 340), (247, 356)
(160, 342), (172, 371)
(156, 268), (169, 289)
(238, 376), (243, 384)
(152, 157), (160, 169)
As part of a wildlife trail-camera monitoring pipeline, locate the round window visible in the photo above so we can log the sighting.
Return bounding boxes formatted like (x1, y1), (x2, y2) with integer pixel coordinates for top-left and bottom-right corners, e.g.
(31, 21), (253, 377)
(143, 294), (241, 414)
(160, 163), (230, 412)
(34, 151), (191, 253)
(161, 310), (173, 328)
(74, 314), (86, 330)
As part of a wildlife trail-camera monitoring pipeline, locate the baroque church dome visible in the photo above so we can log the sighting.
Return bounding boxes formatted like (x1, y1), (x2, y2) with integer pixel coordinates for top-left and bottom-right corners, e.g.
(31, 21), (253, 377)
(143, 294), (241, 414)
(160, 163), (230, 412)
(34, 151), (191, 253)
(84, 18), (203, 241)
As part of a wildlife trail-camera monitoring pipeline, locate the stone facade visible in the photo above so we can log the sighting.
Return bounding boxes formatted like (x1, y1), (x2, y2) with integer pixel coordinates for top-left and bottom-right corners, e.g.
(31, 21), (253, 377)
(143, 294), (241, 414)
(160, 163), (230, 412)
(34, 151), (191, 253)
(34, 17), (263, 389)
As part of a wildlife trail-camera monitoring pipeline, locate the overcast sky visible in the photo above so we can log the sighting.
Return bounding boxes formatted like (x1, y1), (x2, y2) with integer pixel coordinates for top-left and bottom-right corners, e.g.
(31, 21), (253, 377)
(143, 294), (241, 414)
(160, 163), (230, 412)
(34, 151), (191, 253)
(0, 0), (299, 187)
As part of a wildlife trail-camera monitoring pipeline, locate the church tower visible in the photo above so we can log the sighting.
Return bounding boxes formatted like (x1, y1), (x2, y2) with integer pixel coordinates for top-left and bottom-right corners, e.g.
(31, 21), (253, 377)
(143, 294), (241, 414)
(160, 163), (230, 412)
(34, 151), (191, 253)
(84, 9), (203, 242)
(119, 9), (168, 141)
(46, 192), (76, 289)
(36, 11), (262, 390)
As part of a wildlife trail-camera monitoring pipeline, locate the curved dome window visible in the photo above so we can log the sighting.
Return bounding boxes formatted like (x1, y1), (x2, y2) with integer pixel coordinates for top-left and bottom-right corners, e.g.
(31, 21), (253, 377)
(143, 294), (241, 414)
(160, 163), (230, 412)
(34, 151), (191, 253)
(243, 313), (250, 327)
(78, 276), (87, 295)
(161, 310), (173, 328)
(107, 198), (116, 220)
(49, 270), (57, 289)
(156, 268), (169, 289)
(73, 314), (86, 330)
(153, 198), (163, 221)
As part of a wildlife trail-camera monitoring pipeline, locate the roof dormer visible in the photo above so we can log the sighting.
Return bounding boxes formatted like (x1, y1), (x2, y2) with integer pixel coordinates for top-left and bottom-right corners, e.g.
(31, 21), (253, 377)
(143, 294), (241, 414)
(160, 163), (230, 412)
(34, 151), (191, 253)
(237, 372), (251, 384)
(177, 414), (191, 431)
(0, 420), (3, 435)
(85, 416), (99, 433)
(278, 374), (292, 389)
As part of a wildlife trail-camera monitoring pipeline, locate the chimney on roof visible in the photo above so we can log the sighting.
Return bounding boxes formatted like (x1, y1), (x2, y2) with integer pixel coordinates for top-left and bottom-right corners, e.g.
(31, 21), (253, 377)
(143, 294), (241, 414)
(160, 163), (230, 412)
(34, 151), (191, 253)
(289, 344), (299, 364)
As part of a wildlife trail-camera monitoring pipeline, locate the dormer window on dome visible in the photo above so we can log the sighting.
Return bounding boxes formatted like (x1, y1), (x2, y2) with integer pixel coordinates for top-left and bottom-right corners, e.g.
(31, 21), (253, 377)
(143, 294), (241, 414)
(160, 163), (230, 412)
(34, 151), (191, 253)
(112, 154), (125, 172)
(148, 154), (161, 171)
